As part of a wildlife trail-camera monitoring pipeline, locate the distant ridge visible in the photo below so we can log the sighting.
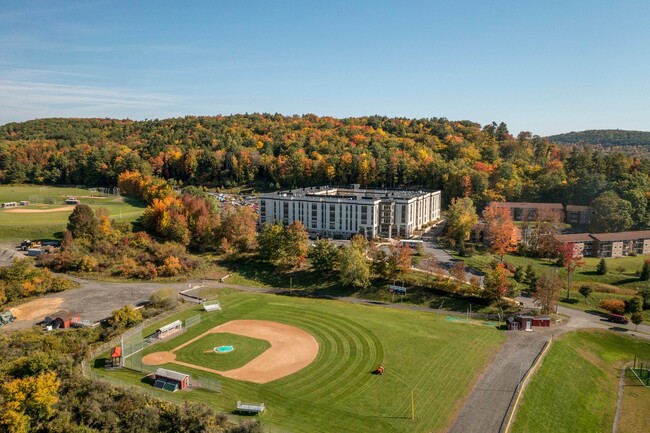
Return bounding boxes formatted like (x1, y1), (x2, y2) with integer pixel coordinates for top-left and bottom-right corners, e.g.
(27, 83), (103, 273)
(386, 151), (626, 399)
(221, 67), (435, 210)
(547, 129), (650, 147)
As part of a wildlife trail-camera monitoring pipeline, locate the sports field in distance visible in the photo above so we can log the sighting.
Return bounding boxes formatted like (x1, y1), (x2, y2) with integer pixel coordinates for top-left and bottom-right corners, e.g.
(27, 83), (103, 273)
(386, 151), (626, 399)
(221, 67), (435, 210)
(511, 330), (650, 433)
(94, 291), (506, 433)
(0, 185), (145, 241)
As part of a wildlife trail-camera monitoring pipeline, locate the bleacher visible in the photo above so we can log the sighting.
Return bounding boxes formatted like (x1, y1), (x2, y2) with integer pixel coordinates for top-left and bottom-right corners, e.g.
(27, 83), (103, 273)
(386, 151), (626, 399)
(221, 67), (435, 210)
(163, 382), (179, 392)
(152, 378), (180, 392)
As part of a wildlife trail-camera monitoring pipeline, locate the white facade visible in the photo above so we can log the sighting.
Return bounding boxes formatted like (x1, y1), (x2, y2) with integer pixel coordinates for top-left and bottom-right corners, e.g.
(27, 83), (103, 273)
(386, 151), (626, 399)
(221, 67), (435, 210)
(259, 185), (441, 239)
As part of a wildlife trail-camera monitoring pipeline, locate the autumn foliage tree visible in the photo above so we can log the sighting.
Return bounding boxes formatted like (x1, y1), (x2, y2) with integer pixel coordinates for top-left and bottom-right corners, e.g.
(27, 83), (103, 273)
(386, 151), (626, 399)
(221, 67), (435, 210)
(483, 203), (520, 261)
(445, 197), (479, 245)
(533, 270), (562, 314)
(557, 242), (585, 300)
(484, 262), (510, 299)
(0, 371), (60, 433)
(258, 222), (309, 270)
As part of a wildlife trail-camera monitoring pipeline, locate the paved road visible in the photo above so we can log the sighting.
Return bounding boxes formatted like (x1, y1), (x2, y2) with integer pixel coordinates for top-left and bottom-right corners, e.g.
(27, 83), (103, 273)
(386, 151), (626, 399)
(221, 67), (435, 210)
(419, 223), (484, 283)
(448, 329), (552, 433)
(517, 296), (650, 337)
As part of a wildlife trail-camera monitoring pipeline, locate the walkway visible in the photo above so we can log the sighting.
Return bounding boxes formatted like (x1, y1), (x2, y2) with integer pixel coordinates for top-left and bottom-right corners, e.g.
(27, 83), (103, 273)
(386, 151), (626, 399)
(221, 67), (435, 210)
(448, 329), (552, 433)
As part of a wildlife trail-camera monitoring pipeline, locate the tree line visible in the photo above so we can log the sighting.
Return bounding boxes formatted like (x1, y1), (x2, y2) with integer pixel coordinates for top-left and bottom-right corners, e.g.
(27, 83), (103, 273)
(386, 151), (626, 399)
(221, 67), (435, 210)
(2, 115), (650, 223)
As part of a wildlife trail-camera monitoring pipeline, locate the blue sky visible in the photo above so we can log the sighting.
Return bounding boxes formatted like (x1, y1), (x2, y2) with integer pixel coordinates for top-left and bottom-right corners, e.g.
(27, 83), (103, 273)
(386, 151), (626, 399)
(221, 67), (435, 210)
(1, 0), (649, 135)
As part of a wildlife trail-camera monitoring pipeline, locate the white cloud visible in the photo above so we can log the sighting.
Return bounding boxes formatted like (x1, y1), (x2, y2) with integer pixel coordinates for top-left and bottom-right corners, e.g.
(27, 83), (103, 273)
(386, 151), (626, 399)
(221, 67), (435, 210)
(0, 80), (179, 124)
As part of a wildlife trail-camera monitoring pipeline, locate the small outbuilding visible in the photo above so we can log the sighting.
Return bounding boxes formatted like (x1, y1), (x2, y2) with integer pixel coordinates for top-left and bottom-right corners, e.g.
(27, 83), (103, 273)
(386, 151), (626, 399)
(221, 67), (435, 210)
(507, 315), (534, 331)
(106, 346), (122, 368)
(532, 317), (551, 327)
(153, 368), (189, 391)
(19, 201), (30, 206)
(45, 311), (81, 329)
(2, 202), (17, 208)
(65, 198), (80, 205)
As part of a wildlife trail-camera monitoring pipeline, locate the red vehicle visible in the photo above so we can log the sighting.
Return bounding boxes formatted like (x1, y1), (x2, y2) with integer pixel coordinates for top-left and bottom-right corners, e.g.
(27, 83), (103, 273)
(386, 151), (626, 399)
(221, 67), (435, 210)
(608, 314), (629, 325)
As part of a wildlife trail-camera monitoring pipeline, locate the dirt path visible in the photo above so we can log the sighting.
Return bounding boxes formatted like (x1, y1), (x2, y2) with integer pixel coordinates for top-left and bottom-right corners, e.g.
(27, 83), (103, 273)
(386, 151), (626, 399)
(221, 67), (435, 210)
(447, 330), (552, 433)
(5, 205), (74, 213)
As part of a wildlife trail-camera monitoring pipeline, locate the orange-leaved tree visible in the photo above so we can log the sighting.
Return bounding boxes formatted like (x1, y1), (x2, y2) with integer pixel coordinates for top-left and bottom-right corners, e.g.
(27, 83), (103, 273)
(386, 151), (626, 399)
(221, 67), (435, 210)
(483, 203), (520, 261)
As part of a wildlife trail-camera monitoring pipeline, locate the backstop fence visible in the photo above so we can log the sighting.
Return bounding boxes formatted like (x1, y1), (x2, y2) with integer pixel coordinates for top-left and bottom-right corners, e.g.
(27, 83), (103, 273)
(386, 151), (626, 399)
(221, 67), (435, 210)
(121, 324), (144, 371)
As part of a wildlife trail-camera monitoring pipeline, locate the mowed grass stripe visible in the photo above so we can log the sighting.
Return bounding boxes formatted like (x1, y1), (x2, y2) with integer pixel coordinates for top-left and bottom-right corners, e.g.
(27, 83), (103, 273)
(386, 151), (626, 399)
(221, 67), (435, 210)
(256, 308), (379, 401)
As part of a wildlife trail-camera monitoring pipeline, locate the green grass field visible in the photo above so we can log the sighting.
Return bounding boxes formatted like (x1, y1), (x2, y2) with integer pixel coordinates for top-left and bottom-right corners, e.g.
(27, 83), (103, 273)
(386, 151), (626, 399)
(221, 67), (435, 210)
(511, 330), (650, 433)
(175, 333), (270, 371)
(0, 185), (145, 240)
(94, 291), (506, 433)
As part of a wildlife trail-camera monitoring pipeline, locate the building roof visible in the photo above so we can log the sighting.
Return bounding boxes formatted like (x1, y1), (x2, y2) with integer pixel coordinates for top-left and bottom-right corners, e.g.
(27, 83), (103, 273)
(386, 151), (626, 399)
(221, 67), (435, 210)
(566, 205), (590, 212)
(554, 233), (594, 243)
(262, 185), (439, 201)
(157, 320), (182, 333)
(46, 310), (80, 322)
(156, 368), (189, 382)
(491, 202), (563, 210)
(590, 231), (650, 242)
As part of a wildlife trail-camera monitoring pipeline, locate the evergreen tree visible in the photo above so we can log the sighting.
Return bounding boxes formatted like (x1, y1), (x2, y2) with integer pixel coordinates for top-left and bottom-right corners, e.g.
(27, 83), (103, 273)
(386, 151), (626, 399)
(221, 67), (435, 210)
(596, 258), (607, 275)
(641, 260), (650, 281)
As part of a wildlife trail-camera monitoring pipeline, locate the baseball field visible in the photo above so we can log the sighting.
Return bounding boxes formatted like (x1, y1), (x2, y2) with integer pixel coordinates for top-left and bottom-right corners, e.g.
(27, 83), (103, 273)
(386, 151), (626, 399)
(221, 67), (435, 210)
(0, 185), (145, 241)
(94, 291), (506, 433)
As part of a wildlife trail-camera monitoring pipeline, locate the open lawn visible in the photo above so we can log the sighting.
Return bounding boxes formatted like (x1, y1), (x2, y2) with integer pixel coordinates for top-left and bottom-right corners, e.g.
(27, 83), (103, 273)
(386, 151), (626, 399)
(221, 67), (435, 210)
(175, 333), (271, 371)
(0, 185), (145, 240)
(511, 330), (650, 433)
(94, 290), (506, 433)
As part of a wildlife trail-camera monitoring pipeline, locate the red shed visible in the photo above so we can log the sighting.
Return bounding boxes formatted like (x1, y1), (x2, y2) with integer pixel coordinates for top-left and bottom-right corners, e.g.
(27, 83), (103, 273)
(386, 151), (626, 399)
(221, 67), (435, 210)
(532, 317), (551, 327)
(45, 311), (81, 329)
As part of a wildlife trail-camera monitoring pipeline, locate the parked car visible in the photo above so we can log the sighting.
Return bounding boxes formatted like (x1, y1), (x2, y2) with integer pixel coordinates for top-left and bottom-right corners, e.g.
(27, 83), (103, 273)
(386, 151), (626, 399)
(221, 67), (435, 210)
(608, 314), (629, 325)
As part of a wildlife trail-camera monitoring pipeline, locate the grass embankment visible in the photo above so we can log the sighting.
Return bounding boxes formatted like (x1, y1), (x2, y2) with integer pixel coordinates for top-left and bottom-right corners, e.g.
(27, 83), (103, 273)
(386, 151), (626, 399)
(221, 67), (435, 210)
(94, 290), (505, 433)
(511, 330), (650, 433)
(214, 256), (501, 314)
(0, 185), (145, 241)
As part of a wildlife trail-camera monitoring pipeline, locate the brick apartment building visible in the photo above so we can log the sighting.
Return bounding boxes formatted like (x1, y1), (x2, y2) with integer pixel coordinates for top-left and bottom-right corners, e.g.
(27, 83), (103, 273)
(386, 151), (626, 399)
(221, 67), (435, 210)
(553, 230), (650, 258)
(489, 202), (591, 226)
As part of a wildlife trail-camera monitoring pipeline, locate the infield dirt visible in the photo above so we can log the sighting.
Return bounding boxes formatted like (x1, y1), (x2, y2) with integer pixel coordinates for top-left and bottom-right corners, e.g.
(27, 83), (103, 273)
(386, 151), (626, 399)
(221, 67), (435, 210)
(142, 319), (319, 383)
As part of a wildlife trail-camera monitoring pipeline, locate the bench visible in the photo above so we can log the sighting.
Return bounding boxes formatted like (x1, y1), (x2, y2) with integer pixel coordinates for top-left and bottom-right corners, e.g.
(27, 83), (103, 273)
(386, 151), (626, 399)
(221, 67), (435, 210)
(236, 400), (265, 413)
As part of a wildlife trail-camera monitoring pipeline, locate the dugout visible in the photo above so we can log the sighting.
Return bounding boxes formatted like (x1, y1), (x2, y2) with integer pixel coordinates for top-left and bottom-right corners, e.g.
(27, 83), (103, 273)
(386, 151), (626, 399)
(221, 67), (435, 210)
(155, 320), (182, 339)
(153, 368), (189, 391)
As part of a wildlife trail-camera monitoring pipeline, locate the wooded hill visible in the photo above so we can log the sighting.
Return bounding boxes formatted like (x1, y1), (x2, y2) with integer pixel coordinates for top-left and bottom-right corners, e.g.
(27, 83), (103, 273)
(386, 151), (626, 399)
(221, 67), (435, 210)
(2, 116), (650, 221)
(547, 129), (650, 147)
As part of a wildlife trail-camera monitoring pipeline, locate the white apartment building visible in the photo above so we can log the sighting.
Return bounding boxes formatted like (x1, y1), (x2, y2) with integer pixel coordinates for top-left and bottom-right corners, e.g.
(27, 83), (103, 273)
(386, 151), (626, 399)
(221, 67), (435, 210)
(259, 185), (441, 239)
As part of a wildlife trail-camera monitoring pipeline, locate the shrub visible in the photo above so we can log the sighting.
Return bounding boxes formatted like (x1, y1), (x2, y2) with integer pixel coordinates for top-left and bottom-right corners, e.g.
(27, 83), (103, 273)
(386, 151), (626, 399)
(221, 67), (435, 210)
(599, 299), (626, 315)
(149, 288), (179, 309)
(624, 297), (643, 314)
(579, 286), (593, 299)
